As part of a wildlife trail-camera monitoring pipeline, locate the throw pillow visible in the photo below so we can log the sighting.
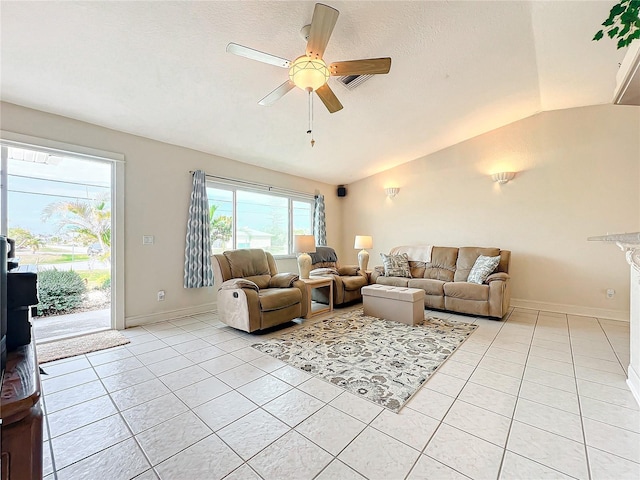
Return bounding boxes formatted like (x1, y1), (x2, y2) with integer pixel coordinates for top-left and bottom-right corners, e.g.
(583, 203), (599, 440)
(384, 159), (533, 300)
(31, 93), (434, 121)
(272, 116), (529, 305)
(467, 255), (501, 284)
(380, 253), (412, 278)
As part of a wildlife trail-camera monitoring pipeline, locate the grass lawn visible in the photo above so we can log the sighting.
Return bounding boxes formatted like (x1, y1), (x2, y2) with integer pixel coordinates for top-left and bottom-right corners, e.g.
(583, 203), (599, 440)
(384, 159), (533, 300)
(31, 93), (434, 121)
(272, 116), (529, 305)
(76, 270), (110, 290)
(19, 253), (90, 264)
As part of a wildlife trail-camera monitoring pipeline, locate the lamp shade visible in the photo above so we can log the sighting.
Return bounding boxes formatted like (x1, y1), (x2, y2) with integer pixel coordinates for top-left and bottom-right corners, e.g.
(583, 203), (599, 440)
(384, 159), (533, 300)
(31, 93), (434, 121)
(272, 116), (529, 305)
(294, 235), (316, 253)
(289, 56), (330, 91)
(354, 235), (373, 249)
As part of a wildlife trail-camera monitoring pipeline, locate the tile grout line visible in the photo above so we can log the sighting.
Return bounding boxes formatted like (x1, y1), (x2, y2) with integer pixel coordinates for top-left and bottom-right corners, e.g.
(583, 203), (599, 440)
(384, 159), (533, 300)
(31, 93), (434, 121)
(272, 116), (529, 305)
(128, 313), (239, 479)
(40, 387), (58, 480)
(569, 316), (593, 480)
(49, 309), (438, 479)
(44, 307), (633, 480)
(402, 307), (516, 480)
(44, 315), (219, 478)
(495, 308), (538, 480)
(596, 316), (629, 376)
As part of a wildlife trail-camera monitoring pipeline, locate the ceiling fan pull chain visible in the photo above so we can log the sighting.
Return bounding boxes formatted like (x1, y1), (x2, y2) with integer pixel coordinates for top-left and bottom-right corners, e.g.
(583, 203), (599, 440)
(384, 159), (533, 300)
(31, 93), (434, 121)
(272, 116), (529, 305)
(307, 88), (315, 147)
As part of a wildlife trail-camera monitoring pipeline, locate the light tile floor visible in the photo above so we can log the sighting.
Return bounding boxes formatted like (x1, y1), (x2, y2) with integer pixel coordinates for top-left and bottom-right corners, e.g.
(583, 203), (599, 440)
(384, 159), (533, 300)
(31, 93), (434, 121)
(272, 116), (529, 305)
(40, 307), (640, 480)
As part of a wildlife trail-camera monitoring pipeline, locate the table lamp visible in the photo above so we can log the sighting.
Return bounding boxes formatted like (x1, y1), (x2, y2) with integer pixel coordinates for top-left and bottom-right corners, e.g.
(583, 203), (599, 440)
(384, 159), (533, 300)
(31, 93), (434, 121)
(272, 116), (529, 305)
(354, 235), (373, 272)
(294, 235), (316, 279)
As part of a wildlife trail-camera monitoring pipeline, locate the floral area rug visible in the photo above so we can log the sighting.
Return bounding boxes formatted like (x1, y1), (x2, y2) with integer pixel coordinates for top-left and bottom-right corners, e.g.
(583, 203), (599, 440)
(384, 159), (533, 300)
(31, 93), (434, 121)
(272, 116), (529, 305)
(251, 308), (477, 412)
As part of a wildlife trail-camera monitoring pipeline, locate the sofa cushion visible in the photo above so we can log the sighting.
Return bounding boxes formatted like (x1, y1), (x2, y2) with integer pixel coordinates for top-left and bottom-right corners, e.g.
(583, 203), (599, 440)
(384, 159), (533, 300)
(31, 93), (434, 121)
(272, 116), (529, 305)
(454, 247), (500, 282)
(444, 282), (489, 301)
(341, 275), (368, 291)
(381, 253), (411, 277)
(408, 278), (446, 296)
(259, 288), (301, 312)
(409, 261), (426, 279)
(424, 247), (458, 282)
(376, 276), (410, 287)
(224, 249), (270, 278)
(467, 255), (501, 284)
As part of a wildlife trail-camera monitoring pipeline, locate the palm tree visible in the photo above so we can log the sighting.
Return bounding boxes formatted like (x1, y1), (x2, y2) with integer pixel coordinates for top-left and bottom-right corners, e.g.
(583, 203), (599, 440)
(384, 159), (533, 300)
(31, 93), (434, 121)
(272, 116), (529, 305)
(42, 197), (111, 256)
(209, 204), (232, 246)
(8, 227), (44, 253)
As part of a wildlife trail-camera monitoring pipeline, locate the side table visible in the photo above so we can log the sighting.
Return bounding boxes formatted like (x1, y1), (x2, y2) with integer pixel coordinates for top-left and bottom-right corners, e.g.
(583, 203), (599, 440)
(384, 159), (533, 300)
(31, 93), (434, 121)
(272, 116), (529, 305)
(301, 277), (333, 319)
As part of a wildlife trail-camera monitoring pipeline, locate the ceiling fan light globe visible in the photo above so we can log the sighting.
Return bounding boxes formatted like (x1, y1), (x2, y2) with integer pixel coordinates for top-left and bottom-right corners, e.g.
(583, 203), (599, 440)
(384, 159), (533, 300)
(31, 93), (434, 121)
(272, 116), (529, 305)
(289, 55), (329, 91)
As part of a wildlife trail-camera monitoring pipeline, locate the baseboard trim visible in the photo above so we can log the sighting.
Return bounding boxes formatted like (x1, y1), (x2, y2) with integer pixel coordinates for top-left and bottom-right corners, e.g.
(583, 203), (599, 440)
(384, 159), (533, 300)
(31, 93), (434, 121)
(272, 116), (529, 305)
(627, 364), (640, 408)
(125, 302), (217, 328)
(510, 298), (629, 322)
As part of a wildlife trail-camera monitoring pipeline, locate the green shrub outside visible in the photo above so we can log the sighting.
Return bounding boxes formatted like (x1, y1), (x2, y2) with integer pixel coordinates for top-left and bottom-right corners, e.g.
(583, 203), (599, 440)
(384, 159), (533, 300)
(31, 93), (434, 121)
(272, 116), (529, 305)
(36, 269), (87, 316)
(100, 277), (111, 290)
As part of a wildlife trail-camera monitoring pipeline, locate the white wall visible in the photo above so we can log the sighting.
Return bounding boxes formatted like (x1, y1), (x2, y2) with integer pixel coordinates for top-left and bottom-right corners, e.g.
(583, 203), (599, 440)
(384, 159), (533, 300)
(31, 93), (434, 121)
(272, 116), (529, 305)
(0, 102), (342, 325)
(3, 101), (638, 323)
(340, 105), (640, 320)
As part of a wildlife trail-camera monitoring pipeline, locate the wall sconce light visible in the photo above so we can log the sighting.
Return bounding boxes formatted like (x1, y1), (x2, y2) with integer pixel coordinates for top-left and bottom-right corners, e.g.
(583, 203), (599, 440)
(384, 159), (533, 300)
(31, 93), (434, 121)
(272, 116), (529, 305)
(491, 172), (516, 184)
(385, 187), (400, 198)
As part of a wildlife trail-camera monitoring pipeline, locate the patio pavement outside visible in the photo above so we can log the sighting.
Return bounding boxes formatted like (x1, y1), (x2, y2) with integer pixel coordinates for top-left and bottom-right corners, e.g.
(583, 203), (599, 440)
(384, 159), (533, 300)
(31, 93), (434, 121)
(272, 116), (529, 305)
(33, 308), (111, 342)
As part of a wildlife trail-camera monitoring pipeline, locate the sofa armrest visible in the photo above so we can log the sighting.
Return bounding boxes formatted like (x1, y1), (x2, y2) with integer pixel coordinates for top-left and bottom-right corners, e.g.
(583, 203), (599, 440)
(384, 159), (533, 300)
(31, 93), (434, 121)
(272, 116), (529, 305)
(269, 272), (300, 288)
(487, 272), (511, 318)
(219, 278), (259, 291)
(291, 279), (309, 317)
(485, 272), (510, 284)
(337, 265), (360, 276)
(370, 266), (385, 283)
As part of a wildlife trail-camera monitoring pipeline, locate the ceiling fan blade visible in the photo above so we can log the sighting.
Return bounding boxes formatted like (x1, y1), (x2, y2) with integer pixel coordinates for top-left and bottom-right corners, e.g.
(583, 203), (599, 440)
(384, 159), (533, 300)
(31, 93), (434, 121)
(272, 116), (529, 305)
(226, 43), (290, 68)
(258, 81), (296, 106)
(329, 58), (392, 76)
(316, 83), (343, 113)
(306, 3), (339, 59)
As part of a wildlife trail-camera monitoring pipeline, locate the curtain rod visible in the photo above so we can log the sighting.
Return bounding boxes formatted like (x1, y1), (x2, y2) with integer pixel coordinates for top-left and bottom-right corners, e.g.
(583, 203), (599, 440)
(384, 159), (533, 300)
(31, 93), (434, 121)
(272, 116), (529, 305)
(189, 171), (317, 199)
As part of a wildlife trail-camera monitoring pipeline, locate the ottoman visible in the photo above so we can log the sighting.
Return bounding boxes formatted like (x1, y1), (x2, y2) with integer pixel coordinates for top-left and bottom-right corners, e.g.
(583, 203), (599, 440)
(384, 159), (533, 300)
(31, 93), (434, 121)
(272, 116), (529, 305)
(362, 284), (425, 326)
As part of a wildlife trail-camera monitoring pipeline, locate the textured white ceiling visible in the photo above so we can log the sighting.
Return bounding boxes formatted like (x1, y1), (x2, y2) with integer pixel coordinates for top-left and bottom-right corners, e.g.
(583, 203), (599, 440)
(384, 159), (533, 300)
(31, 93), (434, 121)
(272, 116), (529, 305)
(0, 1), (625, 184)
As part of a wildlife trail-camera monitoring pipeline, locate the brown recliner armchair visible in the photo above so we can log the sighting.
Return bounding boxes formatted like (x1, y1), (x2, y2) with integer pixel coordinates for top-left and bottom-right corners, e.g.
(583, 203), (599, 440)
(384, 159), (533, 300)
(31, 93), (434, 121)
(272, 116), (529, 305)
(309, 246), (369, 306)
(212, 249), (308, 332)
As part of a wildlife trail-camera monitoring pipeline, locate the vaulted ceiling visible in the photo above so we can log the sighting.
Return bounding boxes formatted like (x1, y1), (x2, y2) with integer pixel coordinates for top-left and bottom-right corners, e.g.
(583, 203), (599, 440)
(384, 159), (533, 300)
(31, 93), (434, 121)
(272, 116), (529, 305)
(0, 1), (626, 184)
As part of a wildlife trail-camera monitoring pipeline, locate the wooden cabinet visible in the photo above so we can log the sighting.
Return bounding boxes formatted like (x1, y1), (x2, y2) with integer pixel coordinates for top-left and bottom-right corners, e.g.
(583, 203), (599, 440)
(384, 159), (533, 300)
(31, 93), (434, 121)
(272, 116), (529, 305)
(1, 339), (43, 480)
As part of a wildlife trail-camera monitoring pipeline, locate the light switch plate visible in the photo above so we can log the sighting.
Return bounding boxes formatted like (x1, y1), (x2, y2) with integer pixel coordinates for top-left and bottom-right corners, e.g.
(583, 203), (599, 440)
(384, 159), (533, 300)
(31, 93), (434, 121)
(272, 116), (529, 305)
(143, 235), (154, 245)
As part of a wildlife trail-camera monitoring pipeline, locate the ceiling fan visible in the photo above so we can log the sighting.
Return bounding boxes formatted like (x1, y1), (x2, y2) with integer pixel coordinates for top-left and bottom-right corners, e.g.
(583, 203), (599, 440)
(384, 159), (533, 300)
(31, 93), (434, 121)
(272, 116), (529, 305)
(226, 3), (392, 115)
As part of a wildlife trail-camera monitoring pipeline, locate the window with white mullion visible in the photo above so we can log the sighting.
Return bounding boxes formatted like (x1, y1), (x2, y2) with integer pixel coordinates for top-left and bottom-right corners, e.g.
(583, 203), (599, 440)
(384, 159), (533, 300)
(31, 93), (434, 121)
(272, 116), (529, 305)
(206, 181), (313, 256)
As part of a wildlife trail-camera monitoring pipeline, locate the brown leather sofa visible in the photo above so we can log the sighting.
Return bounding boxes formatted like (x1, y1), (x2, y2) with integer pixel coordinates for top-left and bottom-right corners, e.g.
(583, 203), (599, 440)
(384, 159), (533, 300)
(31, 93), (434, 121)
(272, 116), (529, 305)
(309, 246), (369, 306)
(212, 249), (308, 332)
(372, 246), (511, 318)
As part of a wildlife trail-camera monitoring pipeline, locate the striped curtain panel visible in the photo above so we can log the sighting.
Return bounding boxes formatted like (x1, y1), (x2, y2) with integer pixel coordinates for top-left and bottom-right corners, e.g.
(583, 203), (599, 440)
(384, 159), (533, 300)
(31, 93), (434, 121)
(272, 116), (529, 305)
(313, 194), (327, 246)
(184, 170), (214, 288)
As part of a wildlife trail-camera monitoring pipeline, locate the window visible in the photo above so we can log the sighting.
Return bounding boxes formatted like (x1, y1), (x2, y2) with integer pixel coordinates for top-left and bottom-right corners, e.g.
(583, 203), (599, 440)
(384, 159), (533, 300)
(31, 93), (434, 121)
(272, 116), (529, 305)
(207, 182), (313, 256)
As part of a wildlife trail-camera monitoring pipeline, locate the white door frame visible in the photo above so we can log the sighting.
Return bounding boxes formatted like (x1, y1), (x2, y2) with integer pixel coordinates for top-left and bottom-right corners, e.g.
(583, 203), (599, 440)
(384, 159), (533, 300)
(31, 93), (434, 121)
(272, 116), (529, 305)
(0, 131), (125, 330)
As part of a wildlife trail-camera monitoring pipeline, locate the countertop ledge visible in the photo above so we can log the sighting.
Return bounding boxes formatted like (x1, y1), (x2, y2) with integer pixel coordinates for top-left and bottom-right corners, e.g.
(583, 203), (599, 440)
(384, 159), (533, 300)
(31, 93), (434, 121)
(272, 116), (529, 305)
(588, 232), (640, 244)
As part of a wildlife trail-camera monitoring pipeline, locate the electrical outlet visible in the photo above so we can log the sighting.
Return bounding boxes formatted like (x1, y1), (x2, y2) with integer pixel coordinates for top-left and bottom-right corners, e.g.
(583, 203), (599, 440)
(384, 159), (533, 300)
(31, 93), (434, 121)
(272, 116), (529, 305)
(143, 235), (154, 245)
(157, 290), (165, 301)
(606, 288), (615, 299)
